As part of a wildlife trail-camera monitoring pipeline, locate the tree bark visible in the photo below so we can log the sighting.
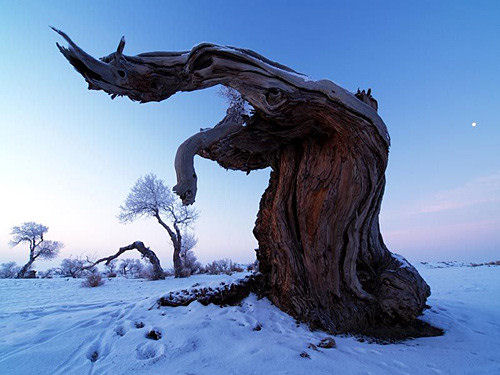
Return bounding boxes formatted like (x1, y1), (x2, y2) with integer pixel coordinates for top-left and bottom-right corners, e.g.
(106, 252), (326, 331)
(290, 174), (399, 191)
(155, 213), (183, 278)
(16, 244), (36, 278)
(54, 33), (436, 336)
(254, 137), (429, 333)
(172, 246), (182, 277)
(16, 259), (35, 279)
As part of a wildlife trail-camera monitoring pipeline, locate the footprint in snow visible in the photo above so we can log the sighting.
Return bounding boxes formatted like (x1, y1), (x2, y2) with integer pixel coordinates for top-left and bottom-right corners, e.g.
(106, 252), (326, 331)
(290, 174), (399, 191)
(86, 342), (101, 362)
(136, 341), (165, 360)
(85, 336), (112, 363)
(114, 324), (127, 336)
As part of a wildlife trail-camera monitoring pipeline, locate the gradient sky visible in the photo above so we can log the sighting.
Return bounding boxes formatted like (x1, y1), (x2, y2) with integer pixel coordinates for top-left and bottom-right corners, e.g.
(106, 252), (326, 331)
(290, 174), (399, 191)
(1, 1), (499, 269)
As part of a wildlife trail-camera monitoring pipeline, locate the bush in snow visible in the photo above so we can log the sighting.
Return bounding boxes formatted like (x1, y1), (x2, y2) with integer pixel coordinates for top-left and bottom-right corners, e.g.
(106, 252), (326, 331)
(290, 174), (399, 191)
(203, 259), (244, 275)
(58, 257), (88, 278)
(0, 262), (21, 278)
(81, 270), (104, 288)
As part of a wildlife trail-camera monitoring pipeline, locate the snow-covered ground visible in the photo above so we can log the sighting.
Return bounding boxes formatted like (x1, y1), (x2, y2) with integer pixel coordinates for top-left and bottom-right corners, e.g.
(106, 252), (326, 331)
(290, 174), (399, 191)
(0, 265), (499, 375)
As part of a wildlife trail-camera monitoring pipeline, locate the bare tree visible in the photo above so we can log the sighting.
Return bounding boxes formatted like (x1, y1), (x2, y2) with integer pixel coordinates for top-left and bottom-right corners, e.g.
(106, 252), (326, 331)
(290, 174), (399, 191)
(118, 174), (198, 277)
(54, 30), (439, 337)
(10, 222), (62, 278)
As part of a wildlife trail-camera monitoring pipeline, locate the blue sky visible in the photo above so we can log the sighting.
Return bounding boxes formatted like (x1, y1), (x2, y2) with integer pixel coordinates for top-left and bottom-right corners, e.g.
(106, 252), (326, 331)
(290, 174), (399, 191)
(1, 1), (499, 267)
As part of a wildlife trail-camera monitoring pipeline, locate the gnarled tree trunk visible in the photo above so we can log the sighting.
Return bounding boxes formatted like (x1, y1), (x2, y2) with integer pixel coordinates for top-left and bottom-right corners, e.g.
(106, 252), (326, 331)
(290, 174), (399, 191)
(17, 246), (36, 279)
(17, 259), (35, 279)
(53, 29), (436, 336)
(254, 137), (426, 333)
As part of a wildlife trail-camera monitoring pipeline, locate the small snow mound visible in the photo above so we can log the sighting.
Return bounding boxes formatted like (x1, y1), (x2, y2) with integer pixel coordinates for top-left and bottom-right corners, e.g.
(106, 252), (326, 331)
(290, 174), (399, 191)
(86, 343), (100, 362)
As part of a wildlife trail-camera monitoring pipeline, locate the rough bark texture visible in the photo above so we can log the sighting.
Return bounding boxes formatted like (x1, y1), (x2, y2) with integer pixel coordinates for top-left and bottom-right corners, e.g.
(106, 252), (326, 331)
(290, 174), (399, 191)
(86, 241), (165, 280)
(154, 213), (183, 278)
(17, 245), (37, 279)
(17, 259), (35, 279)
(53, 30), (437, 336)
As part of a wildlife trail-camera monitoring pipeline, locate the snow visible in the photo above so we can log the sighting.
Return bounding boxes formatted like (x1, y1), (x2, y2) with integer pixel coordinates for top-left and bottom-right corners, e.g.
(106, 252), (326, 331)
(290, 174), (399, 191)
(392, 253), (412, 268)
(0, 265), (499, 374)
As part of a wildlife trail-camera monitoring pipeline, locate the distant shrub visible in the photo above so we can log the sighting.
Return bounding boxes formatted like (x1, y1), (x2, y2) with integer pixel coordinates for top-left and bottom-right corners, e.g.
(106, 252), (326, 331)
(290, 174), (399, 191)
(203, 259), (243, 275)
(118, 258), (144, 278)
(58, 257), (87, 278)
(470, 260), (500, 267)
(163, 268), (175, 277)
(38, 268), (58, 278)
(82, 271), (104, 288)
(103, 259), (118, 277)
(139, 263), (161, 280)
(0, 262), (20, 278)
(233, 264), (244, 273)
(246, 260), (259, 272)
(178, 267), (192, 278)
(181, 251), (202, 275)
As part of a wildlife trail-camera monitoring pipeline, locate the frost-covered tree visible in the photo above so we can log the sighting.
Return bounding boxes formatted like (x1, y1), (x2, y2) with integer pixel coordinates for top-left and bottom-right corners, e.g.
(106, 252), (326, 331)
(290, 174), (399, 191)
(117, 258), (143, 278)
(203, 259), (243, 275)
(180, 232), (201, 275)
(10, 222), (63, 278)
(119, 173), (198, 277)
(58, 257), (87, 278)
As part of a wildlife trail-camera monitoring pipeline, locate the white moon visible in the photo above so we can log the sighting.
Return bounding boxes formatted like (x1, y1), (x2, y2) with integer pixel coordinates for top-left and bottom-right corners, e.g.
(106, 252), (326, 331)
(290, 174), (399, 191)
(472, 122), (477, 127)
